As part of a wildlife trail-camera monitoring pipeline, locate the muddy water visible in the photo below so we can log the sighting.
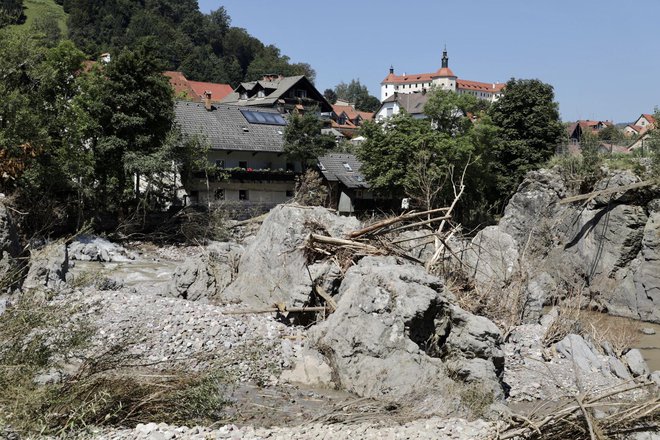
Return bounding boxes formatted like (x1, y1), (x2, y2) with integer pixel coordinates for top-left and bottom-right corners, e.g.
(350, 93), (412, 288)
(579, 310), (660, 372)
(69, 259), (179, 289)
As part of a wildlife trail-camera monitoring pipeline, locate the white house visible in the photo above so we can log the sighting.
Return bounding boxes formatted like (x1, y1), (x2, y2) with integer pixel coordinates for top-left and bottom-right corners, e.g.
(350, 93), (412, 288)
(380, 49), (505, 103)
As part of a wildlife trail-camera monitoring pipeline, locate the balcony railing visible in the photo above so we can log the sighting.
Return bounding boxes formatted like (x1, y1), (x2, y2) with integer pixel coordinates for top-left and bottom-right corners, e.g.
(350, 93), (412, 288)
(193, 168), (298, 182)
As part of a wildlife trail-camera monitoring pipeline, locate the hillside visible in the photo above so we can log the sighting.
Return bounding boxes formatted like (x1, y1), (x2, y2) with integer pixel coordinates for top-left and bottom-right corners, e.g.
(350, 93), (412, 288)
(7, 0), (67, 36)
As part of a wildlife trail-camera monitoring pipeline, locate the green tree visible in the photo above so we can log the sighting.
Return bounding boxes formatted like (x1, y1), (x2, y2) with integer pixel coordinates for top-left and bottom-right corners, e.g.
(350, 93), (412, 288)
(31, 13), (63, 46)
(73, 46), (175, 213)
(334, 79), (380, 112)
(323, 88), (337, 104)
(423, 87), (478, 135)
(0, 0), (24, 27)
(598, 124), (625, 144)
(283, 112), (335, 168)
(487, 78), (565, 207)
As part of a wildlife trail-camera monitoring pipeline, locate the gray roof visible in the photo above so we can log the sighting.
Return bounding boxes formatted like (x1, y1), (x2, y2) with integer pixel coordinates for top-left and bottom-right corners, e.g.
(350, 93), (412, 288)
(221, 75), (332, 112)
(174, 101), (285, 152)
(221, 75), (306, 107)
(317, 153), (369, 189)
(381, 92), (429, 115)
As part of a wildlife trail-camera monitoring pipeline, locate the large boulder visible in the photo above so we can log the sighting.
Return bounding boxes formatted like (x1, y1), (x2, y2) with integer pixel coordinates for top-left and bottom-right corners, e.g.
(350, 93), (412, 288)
(222, 205), (359, 307)
(499, 168), (569, 247)
(305, 257), (504, 414)
(0, 199), (21, 290)
(23, 243), (68, 291)
(168, 242), (243, 302)
(462, 226), (520, 291)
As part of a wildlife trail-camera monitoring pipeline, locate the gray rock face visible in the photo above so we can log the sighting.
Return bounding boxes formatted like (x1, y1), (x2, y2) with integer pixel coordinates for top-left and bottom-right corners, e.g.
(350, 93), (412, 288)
(222, 205), (360, 307)
(462, 226), (520, 291)
(555, 334), (605, 374)
(474, 169), (660, 323)
(168, 242), (243, 302)
(0, 200), (20, 289)
(499, 168), (568, 247)
(623, 349), (650, 377)
(307, 257), (504, 413)
(23, 243), (68, 291)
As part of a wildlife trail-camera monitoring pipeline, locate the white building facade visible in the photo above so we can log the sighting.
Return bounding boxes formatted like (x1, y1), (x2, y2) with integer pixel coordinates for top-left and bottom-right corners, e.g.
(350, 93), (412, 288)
(380, 49), (504, 103)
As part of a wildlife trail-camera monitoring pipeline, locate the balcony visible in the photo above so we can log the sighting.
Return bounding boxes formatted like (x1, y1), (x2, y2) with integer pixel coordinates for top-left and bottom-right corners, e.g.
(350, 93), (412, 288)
(193, 168), (298, 182)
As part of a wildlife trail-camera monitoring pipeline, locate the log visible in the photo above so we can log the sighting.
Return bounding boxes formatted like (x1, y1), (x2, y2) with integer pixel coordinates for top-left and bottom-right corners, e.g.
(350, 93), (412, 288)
(310, 233), (385, 254)
(558, 180), (653, 205)
(348, 207), (450, 239)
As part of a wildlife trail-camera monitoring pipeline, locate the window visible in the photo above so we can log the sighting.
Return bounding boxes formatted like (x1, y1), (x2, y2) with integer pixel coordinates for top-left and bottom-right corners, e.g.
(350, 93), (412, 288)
(238, 161), (248, 169)
(295, 89), (307, 98)
(240, 92), (248, 100)
(286, 162), (295, 172)
(215, 159), (225, 168)
(257, 90), (265, 98)
(342, 162), (353, 171)
(286, 190), (294, 198)
(214, 188), (225, 200)
(239, 190), (249, 201)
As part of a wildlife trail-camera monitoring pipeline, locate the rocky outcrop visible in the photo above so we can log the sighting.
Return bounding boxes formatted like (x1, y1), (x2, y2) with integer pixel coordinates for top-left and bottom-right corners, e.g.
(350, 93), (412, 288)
(168, 242), (243, 302)
(222, 205), (359, 308)
(23, 243), (69, 291)
(0, 199), (21, 290)
(304, 256), (504, 415)
(465, 168), (660, 323)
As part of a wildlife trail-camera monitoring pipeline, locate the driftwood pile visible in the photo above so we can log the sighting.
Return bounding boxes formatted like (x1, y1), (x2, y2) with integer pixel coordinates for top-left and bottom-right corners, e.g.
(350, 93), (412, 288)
(306, 175), (466, 273)
(499, 381), (659, 440)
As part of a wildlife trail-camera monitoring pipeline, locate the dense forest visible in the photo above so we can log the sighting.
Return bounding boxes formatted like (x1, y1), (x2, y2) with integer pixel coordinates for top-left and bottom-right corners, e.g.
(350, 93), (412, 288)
(9, 0), (315, 86)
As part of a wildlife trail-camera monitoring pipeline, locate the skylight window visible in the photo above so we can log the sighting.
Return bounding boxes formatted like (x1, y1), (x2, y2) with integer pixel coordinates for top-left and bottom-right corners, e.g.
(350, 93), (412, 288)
(240, 109), (287, 126)
(342, 162), (352, 171)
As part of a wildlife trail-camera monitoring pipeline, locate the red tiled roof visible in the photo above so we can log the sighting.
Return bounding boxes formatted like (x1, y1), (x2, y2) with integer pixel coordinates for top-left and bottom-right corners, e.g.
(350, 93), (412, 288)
(642, 113), (656, 124)
(164, 71), (232, 102)
(164, 71), (197, 100)
(457, 79), (505, 93)
(381, 72), (436, 84)
(189, 80), (233, 102)
(332, 104), (359, 120)
(357, 111), (374, 121)
(435, 67), (456, 77)
(626, 124), (643, 133)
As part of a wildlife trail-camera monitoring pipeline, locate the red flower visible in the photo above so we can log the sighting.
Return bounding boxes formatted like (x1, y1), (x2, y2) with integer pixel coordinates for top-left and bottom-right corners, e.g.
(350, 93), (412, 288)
(247, 167), (253, 172)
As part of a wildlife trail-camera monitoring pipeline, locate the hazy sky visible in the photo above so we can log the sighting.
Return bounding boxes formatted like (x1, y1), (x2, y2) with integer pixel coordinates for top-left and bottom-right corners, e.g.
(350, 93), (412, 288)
(198, 0), (660, 123)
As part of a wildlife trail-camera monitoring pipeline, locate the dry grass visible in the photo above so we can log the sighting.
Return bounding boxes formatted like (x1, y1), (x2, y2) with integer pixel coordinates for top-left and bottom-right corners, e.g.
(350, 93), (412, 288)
(580, 313), (641, 357)
(0, 292), (232, 436)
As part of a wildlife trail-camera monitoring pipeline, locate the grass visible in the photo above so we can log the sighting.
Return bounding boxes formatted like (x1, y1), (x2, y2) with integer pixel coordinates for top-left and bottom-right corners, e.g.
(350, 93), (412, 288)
(7, 0), (67, 37)
(0, 292), (233, 436)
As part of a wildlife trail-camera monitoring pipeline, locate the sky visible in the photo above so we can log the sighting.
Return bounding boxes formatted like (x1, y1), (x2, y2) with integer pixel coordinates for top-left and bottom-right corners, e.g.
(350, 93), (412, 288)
(198, 0), (660, 123)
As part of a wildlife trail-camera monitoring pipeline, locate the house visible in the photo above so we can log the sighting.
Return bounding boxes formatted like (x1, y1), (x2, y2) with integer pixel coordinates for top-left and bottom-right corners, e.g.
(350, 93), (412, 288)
(330, 102), (373, 138)
(221, 75), (332, 113)
(164, 71), (233, 103)
(317, 153), (373, 214)
(567, 120), (613, 144)
(174, 100), (301, 210)
(375, 91), (429, 121)
(380, 48), (505, 103)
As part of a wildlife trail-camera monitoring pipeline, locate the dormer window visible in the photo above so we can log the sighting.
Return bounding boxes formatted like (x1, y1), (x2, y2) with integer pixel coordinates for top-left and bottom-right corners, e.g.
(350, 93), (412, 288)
(257, 90), (265, 98)
(240, 92), (248, 100)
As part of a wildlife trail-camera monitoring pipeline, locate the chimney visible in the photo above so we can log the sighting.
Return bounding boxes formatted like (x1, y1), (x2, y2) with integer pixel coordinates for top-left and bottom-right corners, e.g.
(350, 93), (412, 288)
(204, 91), (212, 111)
